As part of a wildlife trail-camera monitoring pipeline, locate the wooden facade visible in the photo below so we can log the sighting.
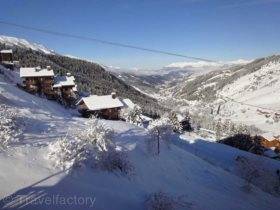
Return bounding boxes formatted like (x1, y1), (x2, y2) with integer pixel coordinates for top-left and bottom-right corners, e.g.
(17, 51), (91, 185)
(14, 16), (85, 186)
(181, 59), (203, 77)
(22, 76), (55, 98)
(0, 50), (15, 70)
(0, 51), (13, 63)
(54, 85), (77, 105)
(77, 101), (121, 120)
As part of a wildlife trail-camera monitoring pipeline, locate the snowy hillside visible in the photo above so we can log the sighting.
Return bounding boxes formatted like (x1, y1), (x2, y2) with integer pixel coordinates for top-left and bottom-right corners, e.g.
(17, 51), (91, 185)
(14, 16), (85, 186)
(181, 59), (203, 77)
(1, 66), (280, 209)
(156, 55), (280, 135)
(216, 60), (280, 134)
(0, 35), (55, 54)
(166, 59), (251, 69)
(219, 61), (280, 110)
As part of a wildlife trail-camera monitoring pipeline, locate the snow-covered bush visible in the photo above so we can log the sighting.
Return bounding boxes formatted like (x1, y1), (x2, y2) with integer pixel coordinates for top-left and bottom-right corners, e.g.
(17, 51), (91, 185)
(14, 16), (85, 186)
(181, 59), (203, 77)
(48, 137), (88, 169)
(215, 118), (223, 140)
(0, 104), (21, 151)
(235, 156), (260, 192)
(219, 134), (266, 155)
(273, 113), (280, 123)
(235, 155), (280, 195)
(145, 191), (191, 210)
(77, 117), (113, 152)
(121, 106), (143, 126)
(48, 117), (113, 169)
(97, 148), (134, 175)
(180, 111), (193, 132)
(147, 117), (173, 155)
(49, 117), (133, 175)
(168, 112), (182, 133)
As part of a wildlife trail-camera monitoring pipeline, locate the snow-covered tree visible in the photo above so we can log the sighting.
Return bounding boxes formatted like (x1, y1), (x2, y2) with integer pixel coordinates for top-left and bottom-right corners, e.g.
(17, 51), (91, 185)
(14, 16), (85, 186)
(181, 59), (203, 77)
(49, 117), (133, 174)
(147, 117), (173, 155)
(215, 118), (223, 140)
(97, 148), (134, 175)
(168, 112), (182, 133)
(121, 106), (143, 126)
(48, 137), (87, 169)
(0, 104), (21, 151)
(235, 155), (263, 192)
(181, 111), (193, 132)
(235, 123), (250, 135)
(145, 191), (192, 210)
(48, 117), (113, 169)
(77, 117), (113, 152)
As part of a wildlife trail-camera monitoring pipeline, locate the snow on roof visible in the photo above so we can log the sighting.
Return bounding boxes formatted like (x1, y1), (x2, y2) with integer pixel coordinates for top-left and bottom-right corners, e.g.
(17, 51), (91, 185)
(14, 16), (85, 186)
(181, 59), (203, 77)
(177, 113), (185, 122)
(121, 98), (136, 109)
(53, 75), (75, 88)
(0, 49), (12, 53)
(20, 67), (54, 78)
(77, 95), (124, 111)
(73, 85), (78, 92)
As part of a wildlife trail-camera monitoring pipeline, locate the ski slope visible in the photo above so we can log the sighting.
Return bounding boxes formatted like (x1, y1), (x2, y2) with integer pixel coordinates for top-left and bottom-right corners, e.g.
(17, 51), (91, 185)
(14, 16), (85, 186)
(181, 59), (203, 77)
(0, 72), (279, 210)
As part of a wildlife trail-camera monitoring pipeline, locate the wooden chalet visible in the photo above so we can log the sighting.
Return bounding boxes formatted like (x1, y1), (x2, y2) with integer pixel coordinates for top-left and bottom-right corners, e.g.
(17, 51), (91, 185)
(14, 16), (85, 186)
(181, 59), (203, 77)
(76, 93), (124, 119)
(0, 49), (15, 70)
(53, 73), (77, 105)
(20, 66), (55, 98)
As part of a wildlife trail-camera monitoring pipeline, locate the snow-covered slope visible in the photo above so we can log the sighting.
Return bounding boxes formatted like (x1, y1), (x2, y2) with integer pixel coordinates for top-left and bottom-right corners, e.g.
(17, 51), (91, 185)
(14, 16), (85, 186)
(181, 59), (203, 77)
(215, 60), (280, 134)
(166, 59), (252, 69)
(220, 61), (280, 110)
(0, 71), (280, 210)
(158, 55), (280, 134)
(0, 35), (55, 54)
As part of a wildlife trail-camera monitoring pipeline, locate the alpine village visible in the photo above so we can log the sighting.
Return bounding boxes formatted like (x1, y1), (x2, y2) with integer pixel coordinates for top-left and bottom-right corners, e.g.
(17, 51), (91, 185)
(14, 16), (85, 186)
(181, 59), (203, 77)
(0, 49), (135, 120)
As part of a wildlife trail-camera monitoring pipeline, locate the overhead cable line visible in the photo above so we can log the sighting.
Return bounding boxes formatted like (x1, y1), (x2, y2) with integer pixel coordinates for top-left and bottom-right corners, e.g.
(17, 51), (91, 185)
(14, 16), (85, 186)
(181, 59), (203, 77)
(0, 20), (214, 62)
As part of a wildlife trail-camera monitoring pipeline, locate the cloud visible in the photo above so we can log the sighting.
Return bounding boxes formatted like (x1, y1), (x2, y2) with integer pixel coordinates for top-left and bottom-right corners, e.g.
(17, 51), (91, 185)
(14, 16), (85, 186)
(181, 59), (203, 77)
(165, 59), (252, 68)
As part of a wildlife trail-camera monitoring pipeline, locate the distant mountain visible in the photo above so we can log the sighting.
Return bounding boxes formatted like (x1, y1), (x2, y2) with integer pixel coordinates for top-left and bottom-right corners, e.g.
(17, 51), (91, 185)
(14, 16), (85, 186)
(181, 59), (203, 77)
(157, 55), (280, 133)
(0, 35), (55, 54)
(109, 59), (252, 98)
(169, 55), (280, 102)
(165, 59), (251, 69)
(0, 35), (165, 117)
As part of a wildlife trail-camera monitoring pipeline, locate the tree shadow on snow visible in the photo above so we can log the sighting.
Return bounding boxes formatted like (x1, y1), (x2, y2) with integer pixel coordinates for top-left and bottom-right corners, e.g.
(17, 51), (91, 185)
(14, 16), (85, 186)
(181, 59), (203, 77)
(0, 169), (98, 210)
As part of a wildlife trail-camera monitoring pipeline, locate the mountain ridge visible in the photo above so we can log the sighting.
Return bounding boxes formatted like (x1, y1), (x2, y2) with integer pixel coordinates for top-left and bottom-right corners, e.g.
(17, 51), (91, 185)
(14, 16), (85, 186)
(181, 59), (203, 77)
(0, 35), (165, 117)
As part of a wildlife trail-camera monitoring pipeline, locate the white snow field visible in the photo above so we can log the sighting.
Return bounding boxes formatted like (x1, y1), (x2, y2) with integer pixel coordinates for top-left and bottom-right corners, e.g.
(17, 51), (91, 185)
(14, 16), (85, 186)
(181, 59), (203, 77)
(0, 35), (54, 55)
(0, 71), (280, 210)
(217, 61), (280, 134)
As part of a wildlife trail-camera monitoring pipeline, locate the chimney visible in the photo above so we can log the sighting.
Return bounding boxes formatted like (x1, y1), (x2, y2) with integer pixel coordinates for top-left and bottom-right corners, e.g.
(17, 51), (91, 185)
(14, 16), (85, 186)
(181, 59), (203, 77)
(46, 66), (51, 70)
(35, 66), (41, 72)
(66, 72), (71, 77)
(111, 92), (117, 99)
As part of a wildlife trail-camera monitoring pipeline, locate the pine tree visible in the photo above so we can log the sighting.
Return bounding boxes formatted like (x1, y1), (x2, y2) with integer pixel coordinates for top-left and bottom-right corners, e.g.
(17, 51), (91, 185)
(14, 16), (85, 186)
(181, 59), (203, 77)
(215, 118), (223, 140)
(168, 112), (182, 133)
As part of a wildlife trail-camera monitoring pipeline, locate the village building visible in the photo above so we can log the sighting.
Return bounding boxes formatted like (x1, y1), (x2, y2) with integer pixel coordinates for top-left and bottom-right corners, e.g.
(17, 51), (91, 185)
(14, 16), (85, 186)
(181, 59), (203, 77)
(0, 49), (15, 70)
(20, 66), (55, 98)
(76, 93), (124, 119)
(53, 73), (77, 105)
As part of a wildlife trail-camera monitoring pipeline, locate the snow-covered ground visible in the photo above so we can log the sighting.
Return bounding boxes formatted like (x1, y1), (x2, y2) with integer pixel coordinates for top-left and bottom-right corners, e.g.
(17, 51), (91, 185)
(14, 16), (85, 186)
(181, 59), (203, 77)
(217, 61), (280, 135)
(0, 71), (280, 210)
(0, 35), (55, 54)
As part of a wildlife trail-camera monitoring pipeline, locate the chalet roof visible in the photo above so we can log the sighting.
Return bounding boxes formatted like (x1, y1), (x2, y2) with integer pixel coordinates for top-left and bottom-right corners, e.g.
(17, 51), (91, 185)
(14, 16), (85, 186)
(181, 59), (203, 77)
(0, 49), (12, 54)
(20, 67), (54, 78)
(121, 98), (136, 109)
(77, 94), (124, 111)
(53, 75), (76, 88)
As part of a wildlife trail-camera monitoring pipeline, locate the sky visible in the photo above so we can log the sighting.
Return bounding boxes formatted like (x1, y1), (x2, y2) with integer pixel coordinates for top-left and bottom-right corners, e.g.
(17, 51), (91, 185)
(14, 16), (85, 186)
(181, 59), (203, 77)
(0, 0), (279, 69)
